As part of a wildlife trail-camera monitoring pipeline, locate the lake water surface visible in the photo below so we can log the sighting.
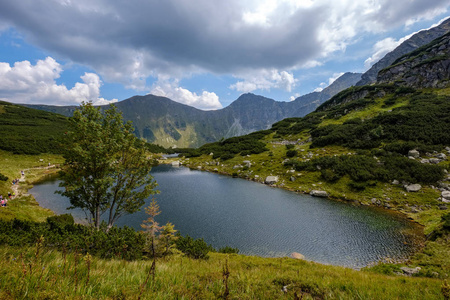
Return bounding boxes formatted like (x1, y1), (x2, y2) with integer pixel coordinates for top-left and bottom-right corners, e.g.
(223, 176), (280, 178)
(30, 164), (422, 268)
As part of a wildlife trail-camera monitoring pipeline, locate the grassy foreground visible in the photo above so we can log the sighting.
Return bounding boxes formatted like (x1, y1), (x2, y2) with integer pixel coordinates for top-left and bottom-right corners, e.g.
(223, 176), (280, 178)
(0, 245), (448, 299)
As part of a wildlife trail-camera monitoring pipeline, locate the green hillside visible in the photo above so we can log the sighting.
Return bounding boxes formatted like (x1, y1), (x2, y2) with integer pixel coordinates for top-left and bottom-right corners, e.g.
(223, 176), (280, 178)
(0, 100), (69, 155)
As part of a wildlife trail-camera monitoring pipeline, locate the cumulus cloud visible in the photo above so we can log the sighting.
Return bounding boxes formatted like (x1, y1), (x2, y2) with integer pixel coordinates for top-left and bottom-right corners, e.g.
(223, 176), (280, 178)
(230, 69), (297, 93)
(0, 0), (448, 88)
(0, 57), (117, 105)
(150, 79), (222, 110)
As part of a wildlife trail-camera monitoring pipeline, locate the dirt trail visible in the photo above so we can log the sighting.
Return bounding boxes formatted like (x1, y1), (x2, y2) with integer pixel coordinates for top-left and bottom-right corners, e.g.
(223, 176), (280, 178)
(11, 165), (57, 198)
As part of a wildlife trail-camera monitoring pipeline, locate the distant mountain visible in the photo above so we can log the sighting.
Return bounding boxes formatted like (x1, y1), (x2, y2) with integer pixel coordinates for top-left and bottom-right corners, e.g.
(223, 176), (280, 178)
(24, 72), (361, 148)
(357, 17), (450, 86)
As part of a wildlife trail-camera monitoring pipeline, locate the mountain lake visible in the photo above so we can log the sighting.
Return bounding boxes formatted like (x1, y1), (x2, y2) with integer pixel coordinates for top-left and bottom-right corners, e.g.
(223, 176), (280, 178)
(29, 164), (423, 269)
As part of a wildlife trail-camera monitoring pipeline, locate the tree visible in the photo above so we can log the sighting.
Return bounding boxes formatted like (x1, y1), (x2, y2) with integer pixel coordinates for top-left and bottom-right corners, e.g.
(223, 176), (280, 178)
(160, 222), (178, 255)
(57, 102), (157, 230)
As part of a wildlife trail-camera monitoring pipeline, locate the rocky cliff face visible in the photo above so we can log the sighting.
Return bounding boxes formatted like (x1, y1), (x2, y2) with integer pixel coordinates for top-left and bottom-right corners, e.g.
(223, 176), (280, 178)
(377, 32), (450, 88)
(357, 17), (450, 86)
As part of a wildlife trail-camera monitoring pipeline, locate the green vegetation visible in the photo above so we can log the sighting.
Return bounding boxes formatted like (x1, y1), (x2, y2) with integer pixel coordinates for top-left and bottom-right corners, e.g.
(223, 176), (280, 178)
(58, 103), (158, 229)
(0, 101), (69, 154)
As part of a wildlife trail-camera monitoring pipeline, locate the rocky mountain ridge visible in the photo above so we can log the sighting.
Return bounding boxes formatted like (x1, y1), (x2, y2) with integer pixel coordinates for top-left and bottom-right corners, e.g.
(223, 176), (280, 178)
(357, 17), (450, 86)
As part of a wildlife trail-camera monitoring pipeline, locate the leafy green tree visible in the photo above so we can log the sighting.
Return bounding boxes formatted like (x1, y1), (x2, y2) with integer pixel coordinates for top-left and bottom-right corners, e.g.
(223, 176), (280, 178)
(57, 102), (157, 230)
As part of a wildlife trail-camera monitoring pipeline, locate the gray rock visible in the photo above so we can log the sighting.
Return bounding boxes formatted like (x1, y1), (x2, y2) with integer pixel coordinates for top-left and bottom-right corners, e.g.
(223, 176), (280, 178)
(436, 153), (447, 160)
(232, 165), (242, 169)
(420, 159), (430, 164)
(171, 161), (180, 167)
(405, 184), (422, 192)
(438, 205), (448, 210)
(429, 158), (441, 164)
(400, 267), (421, 276)
(310, 190), (329, 197)
(392, 180), (399, 185)
(290, 176), (296, 182)
(442, 190), (450, 200)
(408, 149), (420, 158)
(265, 176), (279, 185)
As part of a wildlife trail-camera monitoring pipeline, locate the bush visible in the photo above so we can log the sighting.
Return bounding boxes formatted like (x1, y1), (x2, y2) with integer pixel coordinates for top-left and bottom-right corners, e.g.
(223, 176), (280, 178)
(0, 172), (8, 181)
(218, 246), (239, 254)
(286, 149), (297, 158)
(175, 234), (215, 259)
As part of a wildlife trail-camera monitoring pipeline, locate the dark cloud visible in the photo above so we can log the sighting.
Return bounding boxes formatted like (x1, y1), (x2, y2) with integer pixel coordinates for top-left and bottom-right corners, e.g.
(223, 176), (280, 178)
(0, 0), (448, 87)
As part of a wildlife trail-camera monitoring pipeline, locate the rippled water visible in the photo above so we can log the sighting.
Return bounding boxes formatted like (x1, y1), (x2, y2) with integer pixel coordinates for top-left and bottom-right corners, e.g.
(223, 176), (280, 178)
(30, 164), (422, 268)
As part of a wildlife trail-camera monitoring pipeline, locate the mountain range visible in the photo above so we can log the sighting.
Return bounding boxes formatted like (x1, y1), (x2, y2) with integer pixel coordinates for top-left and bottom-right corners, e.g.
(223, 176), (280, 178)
(21, 18), (450, 148)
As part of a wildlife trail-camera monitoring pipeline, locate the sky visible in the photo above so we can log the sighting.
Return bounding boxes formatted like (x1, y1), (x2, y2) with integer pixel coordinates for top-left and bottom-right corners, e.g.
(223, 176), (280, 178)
(0, 1), (449, 110)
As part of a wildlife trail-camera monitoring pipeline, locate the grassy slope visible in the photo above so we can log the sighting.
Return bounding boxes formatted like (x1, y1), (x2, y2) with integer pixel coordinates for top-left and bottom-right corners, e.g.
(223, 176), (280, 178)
(0, 101), (69, 155)
(0, 245), (446, 299)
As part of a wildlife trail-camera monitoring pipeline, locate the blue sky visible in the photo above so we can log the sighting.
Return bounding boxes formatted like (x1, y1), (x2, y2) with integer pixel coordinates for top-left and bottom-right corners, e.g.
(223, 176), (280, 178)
(0, 1), (449, 109)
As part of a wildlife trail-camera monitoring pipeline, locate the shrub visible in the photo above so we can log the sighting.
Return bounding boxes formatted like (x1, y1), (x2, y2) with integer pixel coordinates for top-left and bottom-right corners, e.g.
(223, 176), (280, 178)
(0, 172), (8, 181)
(175, 234), (215, 259)
(218, 246), (239, 254)
(286, 149), (297, 158)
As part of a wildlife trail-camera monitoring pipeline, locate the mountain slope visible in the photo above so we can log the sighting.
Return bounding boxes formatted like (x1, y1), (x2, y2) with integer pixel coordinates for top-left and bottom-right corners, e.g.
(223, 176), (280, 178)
(357, 17), (450, 86)
(0, 100), (69, 154)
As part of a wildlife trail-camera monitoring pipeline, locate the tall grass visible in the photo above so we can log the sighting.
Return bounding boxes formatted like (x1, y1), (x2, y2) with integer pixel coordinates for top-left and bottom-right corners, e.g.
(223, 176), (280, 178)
(0, 245), (446, 299)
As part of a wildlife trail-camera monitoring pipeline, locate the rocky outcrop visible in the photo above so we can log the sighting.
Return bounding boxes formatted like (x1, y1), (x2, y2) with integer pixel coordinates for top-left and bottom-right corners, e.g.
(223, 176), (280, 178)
(377, 32), (450, 89)
(357, 17), (450, 86)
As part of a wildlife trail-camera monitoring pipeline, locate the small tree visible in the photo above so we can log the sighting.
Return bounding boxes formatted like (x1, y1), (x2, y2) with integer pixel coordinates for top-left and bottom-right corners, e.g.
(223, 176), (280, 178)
(160, 222), (178, 255)
(141, 197), (162, 257)
(58, 102), (157, 230)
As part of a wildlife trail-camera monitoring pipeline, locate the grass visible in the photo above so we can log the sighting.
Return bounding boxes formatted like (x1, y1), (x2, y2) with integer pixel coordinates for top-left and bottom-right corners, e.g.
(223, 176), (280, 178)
(0, 150), (64, 222)
(0, 245), (447, 299)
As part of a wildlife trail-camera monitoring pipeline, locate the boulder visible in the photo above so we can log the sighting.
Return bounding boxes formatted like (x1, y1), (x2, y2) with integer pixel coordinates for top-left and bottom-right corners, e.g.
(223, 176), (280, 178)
(405, 184), (421, 192)
(442, 190), (450, 200)
(310, 190), (328, 197)
(291, 252), (305, 260)
(420, 159), (430, 164)
(436, 153), (447, 160)
(392, 180), (399, 185)
(290, 176), (296, 182)
(265, 176), (279, 185)
(429, 158), (441, 164)
(171, 161), (180, 167)
(408, 149), (420, 158)
(400, 267), (421, 276)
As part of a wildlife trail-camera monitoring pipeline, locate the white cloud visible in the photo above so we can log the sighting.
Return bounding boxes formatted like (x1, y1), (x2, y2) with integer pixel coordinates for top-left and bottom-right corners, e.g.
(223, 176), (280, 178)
(290, 92), (300, 101)
(0, 57), (117, 105)
(150, 79), (222, 110)
(0, 1), (448, 98)
(230, 69), (297, 93)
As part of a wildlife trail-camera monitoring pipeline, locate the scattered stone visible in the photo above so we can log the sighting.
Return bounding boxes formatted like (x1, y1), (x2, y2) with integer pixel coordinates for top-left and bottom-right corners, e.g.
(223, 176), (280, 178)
(310, 190), (328, 197)
(410, 207), (419, 213)
(171, 161), (180, 167)
(429, 158), (441, 164)
(371, 198), (377, 204)
(392, 180), (399, 185)
(265, 176), (279, 185)
(197, 166), (202, 170)
(408, 156), (416, 160)
(243, 160), (252, 168)
(405, 184), (422, 192)
(400, 267), (421, 276)
(290, 176), (296, 182)
(442, 199), (450, 204)
(254, 175), (259, 179)
(436, 153), (447, 160)
(291, 252), (305, 260)
(420, 159), (430, 164)
(232, 165), (242, 169)
(442, 191), (450, 200)
(209, 153), (214, 156)
(408, 149), (420, 158)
